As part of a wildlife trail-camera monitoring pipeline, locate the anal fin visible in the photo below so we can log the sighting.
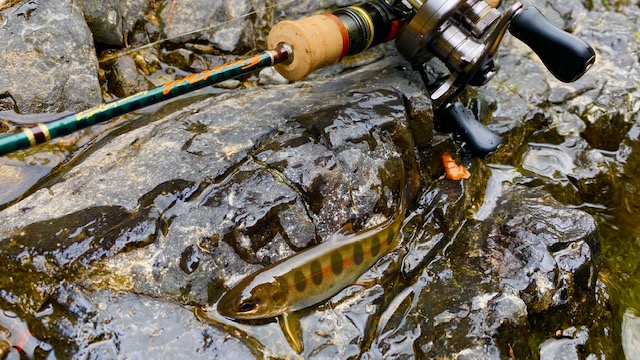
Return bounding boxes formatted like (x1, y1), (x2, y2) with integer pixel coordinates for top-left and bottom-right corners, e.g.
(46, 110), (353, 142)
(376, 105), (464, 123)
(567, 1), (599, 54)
(279, 312), (304, 353)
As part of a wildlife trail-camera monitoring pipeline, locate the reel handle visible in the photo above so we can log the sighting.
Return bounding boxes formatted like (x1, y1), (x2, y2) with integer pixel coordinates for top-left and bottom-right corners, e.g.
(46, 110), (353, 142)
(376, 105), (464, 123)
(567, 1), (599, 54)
(509, 6), (596, 83)
(440, 102), (502, 158)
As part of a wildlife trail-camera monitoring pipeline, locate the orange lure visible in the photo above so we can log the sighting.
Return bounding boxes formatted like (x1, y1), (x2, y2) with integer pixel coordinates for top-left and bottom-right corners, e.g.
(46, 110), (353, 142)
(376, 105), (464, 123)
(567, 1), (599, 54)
(442, 152), (471, 180)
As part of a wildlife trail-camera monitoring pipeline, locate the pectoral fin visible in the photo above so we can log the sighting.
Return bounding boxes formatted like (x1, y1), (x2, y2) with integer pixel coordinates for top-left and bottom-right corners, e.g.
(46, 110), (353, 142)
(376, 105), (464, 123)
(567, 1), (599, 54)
(279, 312), (304, 353)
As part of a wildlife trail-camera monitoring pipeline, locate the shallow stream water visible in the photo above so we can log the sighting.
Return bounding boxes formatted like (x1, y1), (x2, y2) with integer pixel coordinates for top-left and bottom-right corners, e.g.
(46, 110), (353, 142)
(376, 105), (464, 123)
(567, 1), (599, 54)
(513, 120), (640, 358)
(597, 122), (640, 358)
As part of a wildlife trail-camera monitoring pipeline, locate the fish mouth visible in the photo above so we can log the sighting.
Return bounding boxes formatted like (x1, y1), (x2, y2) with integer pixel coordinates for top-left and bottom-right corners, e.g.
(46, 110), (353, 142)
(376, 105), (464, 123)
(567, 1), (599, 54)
(216, 304), (234, 318)
(219, 310), (261, 320)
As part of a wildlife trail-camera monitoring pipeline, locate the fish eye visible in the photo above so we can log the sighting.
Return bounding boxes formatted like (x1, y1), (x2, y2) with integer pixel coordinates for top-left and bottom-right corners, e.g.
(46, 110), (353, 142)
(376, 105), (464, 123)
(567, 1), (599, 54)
(237, 297), (259, 312)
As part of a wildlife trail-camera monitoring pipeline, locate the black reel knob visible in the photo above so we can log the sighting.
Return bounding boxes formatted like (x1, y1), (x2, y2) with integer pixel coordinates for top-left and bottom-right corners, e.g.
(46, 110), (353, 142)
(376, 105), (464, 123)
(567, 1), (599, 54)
(440, 102), (502, 158)
(509, 6), (596, 82)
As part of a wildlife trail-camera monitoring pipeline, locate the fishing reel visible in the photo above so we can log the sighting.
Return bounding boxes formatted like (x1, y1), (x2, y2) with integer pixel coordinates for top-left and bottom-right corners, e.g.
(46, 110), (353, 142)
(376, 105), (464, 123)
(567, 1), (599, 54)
(389, 0), (595, 156)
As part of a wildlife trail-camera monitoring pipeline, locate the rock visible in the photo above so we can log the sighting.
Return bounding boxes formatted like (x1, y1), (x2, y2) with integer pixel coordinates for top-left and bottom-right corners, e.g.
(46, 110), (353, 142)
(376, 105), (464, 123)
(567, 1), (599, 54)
(539, 326), (589, 360)
(0, 309), (54, 358)
(373, 185), (599, 359)
(0, 57), (428, 357)
(35, 288), (256, 359)
(471, 8), (640, 359)
(106, 55), (151, 97)
(160, 0), (252, 52)
(405, 90), (435, 151)
(159, 48), (194, 70)
(0, 93), (17, 112)
(76, 0), (124, 46)
(0, 0), (102, 114)
(481, 0), (640, 160)
(520, 137), (614, 205)
(0, 0), (637, 358)
(0, 153), (66, 210)
(278, 0), (354, 18)
(258, 67), (288, 85)
(622, 309), (640, 360)
(120, 0), (151, 35)
(215, 79), (241, 90)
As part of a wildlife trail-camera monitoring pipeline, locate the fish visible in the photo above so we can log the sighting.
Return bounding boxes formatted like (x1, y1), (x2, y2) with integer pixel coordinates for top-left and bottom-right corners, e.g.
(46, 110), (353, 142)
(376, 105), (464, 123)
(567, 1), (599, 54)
(216, 183), (407, 353)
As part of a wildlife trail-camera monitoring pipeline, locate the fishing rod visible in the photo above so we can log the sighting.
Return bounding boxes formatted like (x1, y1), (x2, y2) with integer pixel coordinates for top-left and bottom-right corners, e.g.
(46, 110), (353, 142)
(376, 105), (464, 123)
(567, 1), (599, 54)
(0, 0), (595, 157)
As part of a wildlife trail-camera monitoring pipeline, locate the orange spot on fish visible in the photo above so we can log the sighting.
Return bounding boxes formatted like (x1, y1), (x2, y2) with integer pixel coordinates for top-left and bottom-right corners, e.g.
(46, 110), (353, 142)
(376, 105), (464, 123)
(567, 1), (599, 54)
(287, 255), (356, 291)
(442, 152), (470, 180)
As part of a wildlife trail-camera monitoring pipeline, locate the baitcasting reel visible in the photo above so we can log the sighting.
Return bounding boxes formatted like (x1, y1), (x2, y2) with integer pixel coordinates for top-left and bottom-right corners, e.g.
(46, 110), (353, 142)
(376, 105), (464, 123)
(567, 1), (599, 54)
(390, 0), (596, 156)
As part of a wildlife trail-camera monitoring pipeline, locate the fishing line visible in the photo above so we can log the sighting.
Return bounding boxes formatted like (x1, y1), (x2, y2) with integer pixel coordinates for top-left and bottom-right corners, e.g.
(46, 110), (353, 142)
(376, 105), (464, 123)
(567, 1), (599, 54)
(99, 0), (297, 63)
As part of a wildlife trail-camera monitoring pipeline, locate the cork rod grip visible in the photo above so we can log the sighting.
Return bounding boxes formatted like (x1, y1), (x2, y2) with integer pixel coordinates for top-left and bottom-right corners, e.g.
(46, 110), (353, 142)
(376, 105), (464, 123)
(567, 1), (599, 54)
(267, 14), (346, 81)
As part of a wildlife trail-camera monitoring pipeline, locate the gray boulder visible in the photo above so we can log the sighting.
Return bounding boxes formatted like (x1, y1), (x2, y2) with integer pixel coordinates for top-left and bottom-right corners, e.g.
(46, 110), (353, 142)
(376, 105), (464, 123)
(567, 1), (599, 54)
(160, 0), (252, 52)
(372, 185), (599, 359)
(0, 58), (427, 357)
(0, 0), (102, 114)
(76, 0), (124, 46)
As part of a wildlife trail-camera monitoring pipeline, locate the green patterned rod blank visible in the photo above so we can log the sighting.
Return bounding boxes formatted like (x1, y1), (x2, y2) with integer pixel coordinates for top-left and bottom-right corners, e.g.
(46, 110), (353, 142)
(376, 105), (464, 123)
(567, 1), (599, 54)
(0, 46), (290, 156)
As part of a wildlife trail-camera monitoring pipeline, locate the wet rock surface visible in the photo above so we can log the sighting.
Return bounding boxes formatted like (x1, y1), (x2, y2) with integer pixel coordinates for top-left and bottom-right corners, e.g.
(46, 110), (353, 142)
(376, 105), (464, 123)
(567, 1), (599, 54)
(0, 0), (639, 358)
(106, 55), (152, 97)
(473, 0), (640, 357)
(371, 185), (600, 358)
(70, 290), (257, 359)
(0, 58), (429, 358)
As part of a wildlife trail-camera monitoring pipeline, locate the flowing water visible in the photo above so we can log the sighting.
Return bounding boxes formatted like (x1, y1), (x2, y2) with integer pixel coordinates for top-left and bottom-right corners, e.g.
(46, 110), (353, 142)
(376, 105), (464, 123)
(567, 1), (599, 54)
(597, 122), (640, 358)
(524, 120), (640, 358)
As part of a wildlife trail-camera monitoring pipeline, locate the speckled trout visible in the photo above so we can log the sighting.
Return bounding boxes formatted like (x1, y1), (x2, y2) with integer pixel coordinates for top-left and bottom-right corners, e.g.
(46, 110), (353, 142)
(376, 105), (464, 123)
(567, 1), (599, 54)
(217, 192), (406, 352)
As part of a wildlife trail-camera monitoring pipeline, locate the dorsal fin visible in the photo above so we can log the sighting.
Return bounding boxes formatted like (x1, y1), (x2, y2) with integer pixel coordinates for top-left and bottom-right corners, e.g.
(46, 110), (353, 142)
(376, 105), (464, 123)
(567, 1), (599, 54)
(337, 222), (354, 235)
(326, 222), (355, 242)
